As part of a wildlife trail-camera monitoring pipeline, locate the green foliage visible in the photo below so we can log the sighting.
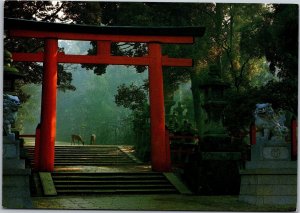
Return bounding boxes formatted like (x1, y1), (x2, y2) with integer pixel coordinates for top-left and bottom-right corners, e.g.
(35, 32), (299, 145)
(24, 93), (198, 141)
(260, 4), (298, 80)
(256, 4), (298, 115)
(196, 3), (298, 138)
(218, 4), (268, 92)
(4, 1), (80, 94)
(223, 88), (260, 136)
(261, 81), (298, 114)
(114, 81), (151, 161)
(115, 83), (148, 111)
(4, 1), (64, 21)
(80, 41), (108, 76)
(14, 84), (40, 131)
(130, 104), (151, 161)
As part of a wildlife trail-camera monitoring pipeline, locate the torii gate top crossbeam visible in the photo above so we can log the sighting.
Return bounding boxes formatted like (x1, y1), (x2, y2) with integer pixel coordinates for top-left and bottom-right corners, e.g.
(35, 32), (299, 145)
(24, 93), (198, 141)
(4, 18), (205, 43)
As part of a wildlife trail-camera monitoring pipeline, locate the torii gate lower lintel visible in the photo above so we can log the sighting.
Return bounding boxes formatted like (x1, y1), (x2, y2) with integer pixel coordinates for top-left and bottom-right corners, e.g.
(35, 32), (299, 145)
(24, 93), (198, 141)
(4, 18), (205, 172)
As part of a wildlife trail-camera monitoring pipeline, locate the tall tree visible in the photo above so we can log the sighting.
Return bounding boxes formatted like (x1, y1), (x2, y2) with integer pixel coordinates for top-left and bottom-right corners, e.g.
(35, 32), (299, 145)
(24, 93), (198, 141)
(258, 4), (298, 114)
(220, 4), (267, 92)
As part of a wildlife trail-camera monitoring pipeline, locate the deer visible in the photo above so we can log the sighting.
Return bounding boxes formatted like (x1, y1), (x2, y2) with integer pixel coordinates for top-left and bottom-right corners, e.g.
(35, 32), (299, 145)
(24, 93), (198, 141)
(71, 134), (84, 145)
(90, 134), (96, 145)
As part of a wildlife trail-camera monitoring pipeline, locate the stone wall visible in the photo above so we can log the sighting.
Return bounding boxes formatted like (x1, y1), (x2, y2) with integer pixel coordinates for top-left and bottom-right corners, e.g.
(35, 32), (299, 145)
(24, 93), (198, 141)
(239, 142), (297, 206)
(239, 169), (297, 205)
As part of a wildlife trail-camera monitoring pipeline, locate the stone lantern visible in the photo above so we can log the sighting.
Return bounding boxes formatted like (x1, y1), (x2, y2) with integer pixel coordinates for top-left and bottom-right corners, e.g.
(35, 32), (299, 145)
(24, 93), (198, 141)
(4, 50), (23, 92)
(199, 65), (230, 144)
(3, 49), (23, 137)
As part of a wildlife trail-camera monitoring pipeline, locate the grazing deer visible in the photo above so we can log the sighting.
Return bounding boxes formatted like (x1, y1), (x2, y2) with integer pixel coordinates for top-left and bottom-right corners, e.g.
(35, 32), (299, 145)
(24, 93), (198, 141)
(71, 134), (84, 145)
(90, 134), (96, 145)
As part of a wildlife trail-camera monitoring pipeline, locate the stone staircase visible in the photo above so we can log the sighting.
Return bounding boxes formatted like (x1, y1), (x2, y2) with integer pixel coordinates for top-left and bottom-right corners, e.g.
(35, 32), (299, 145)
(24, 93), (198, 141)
(51, 172), (178, 195)
(23, 143), (190, 195)
(24, 145), (138, 166)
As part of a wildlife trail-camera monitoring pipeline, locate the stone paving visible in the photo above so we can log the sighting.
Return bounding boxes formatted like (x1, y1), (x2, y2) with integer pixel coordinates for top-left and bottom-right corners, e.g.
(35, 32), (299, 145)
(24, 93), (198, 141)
(31, 194), (296, 211)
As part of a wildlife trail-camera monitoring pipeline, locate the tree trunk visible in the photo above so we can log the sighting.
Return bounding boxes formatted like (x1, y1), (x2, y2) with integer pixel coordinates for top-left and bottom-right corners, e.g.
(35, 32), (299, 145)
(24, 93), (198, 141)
(164, 91), (175, 124)
(215, 3), (223, 73)
(190, 67), (204, 136)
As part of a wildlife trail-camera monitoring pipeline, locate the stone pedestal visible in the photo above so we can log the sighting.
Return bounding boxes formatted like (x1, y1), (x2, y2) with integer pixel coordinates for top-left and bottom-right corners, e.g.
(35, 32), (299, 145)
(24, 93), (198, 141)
(239, 142), (297, 205)
(2, 136), (32, 209)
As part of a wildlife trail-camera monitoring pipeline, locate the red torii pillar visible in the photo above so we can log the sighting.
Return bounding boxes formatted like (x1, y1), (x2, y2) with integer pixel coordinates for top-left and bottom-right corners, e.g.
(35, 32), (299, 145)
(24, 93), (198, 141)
(148, 43), (170, 171)
(38, 39), (58, 171)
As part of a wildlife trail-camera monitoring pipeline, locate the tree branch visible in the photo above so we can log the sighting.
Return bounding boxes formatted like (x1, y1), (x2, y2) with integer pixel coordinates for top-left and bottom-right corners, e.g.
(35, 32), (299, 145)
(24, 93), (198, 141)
(239, 57), (251, 80)
(41, 3), (65, 22)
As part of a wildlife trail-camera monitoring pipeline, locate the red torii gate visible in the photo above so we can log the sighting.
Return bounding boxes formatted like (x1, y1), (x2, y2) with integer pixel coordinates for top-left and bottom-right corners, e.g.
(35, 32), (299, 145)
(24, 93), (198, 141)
(4, 18), (205, 172)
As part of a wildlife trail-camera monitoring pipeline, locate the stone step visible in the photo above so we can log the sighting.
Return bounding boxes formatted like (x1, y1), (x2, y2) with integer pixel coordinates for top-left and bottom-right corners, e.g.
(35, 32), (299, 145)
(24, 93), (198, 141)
(25, 146), (121, 150)
(52, 172), (178, 195)
(55, 161), (135, 164)
(53, 179), (169, 184)
(26, 151), (124, 155)
(56, 188), (178, 194)
(24, 146), (130, 154)
(52, 174), (165, 180)
(27, 157), (132, 160)
(26, 149), (123, 152)
(51, 171), (165, 176)
(31, 162), (137, 167)
(26, 149), (127, 153)
(26, 152), (126, 155)
(28, 159), (131, 162)
(24, 145), (138, 167)
(41, 153), (127, 156)
(27, 156), (133, 159)
(55, 184), (175, 189)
